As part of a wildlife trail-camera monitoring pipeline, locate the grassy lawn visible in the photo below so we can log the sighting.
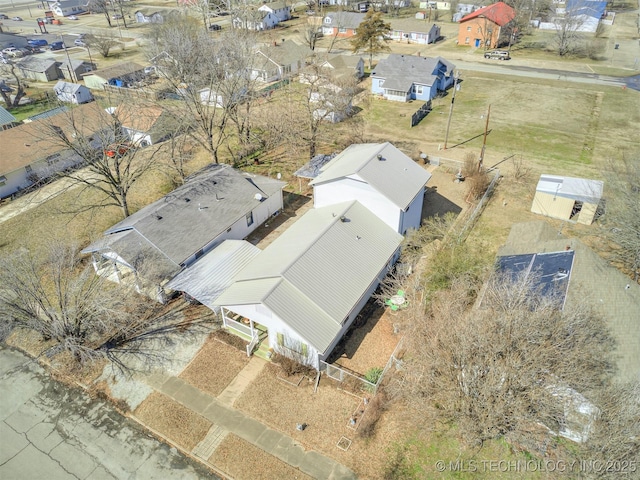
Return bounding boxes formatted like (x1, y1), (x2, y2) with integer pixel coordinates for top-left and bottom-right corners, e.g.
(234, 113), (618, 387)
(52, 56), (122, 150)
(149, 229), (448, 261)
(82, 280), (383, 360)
(358, 71), (640, 177)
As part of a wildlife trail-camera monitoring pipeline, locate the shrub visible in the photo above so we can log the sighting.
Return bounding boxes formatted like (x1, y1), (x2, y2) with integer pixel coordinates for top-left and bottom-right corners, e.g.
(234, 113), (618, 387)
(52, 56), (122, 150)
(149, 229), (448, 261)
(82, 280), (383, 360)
(272, 353), (314, 377)
(357, 389), (388, 439)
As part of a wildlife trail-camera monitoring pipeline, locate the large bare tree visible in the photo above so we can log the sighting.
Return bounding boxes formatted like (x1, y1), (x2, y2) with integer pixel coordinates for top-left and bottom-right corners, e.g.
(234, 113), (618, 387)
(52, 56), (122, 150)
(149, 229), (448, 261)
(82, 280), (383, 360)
(603, 152), (640, 282)
(392, 269), (617, 446)
(146, 19), (260, 163)
(0, 61), (27, 108)
(0, 242), (214, 371)
(551, 0), (587, 56)
(34, 99), (163, 218)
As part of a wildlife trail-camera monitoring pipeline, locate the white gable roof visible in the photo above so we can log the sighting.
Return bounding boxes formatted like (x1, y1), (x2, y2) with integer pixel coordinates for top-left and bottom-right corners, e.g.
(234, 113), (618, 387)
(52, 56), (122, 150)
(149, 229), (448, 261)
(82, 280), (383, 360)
(215, 201), (403, 353)
(310, 142), (432, 210)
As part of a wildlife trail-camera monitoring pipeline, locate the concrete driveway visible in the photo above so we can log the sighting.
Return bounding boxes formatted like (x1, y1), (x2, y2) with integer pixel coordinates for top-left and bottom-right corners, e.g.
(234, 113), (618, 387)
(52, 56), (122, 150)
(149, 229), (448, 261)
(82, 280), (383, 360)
(0, 346), (221, 480)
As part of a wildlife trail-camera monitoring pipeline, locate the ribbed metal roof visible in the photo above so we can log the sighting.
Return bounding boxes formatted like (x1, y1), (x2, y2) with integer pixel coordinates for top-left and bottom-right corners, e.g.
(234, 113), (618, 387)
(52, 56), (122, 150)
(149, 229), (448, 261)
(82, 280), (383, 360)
(0, 106), (16, 126)
(165, 240), (260, 310)
(536, 175), (603, 203)
(214, 201), (403, 353)
(310, 142), (432, 210)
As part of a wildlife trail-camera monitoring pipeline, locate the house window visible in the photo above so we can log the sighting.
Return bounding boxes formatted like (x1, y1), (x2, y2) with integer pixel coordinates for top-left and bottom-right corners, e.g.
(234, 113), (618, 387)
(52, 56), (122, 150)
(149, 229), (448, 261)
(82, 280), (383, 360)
(339, 27), (346, 33)
(0, 175), (6, 186)
(46, 153), (61, 165)
(413, 85), (423, 95)
(246, 211), (254, 227)
(379, 79), (384, 86)
(465, 37), (470, 44)
(467, 26), (471, 31)
(324, 17), (331, 24)
(277, 332), (308, 357)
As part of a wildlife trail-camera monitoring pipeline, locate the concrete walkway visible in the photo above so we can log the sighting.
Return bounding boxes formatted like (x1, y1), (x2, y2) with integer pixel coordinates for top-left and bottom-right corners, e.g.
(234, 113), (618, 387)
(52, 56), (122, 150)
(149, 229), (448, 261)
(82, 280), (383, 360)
(143, 373), (357, 480)
(217, 356), (266, 407)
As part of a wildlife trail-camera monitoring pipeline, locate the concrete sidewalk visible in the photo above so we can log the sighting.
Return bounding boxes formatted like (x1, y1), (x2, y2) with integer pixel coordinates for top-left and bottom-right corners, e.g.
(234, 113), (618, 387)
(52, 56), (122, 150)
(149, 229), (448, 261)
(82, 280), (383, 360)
(144, 373), (357, 480)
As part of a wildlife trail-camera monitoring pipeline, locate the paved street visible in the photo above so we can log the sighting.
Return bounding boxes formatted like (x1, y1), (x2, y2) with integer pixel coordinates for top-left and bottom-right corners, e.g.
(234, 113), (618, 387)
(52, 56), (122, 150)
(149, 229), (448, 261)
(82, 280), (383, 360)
(0, 346), (221, 480)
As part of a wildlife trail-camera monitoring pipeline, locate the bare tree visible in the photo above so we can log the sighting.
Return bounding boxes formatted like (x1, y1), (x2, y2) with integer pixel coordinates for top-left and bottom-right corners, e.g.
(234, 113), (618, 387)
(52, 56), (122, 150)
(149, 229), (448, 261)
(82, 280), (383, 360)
(299, 59), (360, 158)
(0, 61), (27, 108)
(0, 242), (215, 372)
(392, 270), (617, 446)
(33, 99), (163, 218)
(603, 152), (640, 282)
(87, 0), (113, 27)
(552, 0), (587, 56)
(147, 20), (260, 164)
(87, 31), (120, 58)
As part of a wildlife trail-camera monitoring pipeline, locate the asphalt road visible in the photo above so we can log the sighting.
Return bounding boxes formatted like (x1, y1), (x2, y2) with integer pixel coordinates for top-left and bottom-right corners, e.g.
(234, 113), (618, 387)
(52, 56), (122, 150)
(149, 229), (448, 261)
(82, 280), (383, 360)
(0, 345), (221, 480)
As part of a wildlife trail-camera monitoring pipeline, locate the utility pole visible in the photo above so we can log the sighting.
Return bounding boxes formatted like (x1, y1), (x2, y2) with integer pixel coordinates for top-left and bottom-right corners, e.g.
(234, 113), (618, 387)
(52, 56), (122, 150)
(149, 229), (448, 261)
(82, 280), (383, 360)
(61, 34), (76, 83)
(443, 71), (459, 150)
(478, 104), (491, 172)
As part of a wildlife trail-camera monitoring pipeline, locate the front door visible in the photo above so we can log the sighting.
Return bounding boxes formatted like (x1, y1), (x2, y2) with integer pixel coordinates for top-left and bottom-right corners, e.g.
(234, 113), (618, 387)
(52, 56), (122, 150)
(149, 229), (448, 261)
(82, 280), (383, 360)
(475, 38), (481, 47)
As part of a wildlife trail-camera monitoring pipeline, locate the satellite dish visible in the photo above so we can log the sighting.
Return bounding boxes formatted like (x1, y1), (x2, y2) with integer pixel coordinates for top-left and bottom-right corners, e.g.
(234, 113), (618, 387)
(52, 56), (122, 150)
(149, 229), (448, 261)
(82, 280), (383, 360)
(254, 193), (263, 201)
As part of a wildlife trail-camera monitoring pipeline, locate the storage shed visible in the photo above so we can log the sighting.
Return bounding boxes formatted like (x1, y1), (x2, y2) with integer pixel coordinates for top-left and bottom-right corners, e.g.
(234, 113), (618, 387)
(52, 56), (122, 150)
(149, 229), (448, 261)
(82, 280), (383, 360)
(531, 174), (603, 225)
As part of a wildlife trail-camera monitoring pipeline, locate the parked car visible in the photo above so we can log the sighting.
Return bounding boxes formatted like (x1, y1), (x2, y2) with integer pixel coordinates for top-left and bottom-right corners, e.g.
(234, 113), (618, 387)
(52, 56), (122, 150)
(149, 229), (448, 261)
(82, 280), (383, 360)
(67, 15), (79, 20)
(11, 16), (23, 21)
(208, 23), (221, 31)
(484, 50), (511, 60)
(0, 14), (9, 20)
(50, 41), (65, 50)
(23, 45), (42, 54)
(74, 38), (86, 47)
(27, 38), (49, 47)
(2, 47), (22, 57)
(112, 13), (122, 19)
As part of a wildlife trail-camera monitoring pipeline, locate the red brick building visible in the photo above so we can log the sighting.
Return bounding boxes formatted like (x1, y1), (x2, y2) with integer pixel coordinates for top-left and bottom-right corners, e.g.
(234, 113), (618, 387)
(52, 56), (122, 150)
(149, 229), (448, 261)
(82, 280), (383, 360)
(457, 2), (516, 49)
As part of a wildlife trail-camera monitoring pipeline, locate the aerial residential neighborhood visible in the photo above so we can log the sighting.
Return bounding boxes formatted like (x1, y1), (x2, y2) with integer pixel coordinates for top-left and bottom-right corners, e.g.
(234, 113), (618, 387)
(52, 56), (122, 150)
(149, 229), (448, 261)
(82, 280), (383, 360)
(0, 0), (639, 478)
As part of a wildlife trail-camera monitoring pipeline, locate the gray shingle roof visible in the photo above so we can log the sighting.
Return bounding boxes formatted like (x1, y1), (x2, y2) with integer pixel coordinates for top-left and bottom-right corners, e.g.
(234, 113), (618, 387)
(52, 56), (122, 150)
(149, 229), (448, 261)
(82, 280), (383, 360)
(324, 12), (365, 29)
(215, 200), (403, 353)
(371, 54), (455, 92)
(257, 41), (311, 67)
(310, 142), (432, 210)
(54, 80), (83, 94)
(82, 164), (285, 277)
(16, 56), (59, 72)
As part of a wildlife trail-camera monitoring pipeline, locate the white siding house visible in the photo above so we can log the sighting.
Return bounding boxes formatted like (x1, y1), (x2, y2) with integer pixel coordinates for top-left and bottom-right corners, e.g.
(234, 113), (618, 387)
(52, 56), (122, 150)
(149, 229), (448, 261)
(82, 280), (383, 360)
(309, 142), (432, 234)
(82, 164), (286, 299)
(258, 1), (292, 22)
(215, 201), (403, 368)
(54, 81), (94, 104)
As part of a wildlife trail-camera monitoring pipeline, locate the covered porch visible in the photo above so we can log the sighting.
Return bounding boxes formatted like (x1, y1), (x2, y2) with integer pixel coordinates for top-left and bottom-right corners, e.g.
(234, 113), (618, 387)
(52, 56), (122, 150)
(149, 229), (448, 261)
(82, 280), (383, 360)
(220, 308), (270, 359)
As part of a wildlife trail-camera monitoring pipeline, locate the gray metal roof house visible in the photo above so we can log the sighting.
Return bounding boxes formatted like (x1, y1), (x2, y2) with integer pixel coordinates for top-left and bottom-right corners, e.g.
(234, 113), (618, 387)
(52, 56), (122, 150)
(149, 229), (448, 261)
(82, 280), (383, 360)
(82, 164), (285, 300)
(310, 142), (432, 234)
(0, 106), (17, 130)
(215, 200), (403, 368)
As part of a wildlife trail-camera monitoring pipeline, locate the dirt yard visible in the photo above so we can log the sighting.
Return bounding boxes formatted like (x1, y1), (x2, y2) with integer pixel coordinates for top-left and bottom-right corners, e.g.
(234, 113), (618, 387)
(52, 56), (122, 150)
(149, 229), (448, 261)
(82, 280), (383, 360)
(134, 391), (212, 451)
(179, 335), (251, 397)
(209, 434), (314, 480)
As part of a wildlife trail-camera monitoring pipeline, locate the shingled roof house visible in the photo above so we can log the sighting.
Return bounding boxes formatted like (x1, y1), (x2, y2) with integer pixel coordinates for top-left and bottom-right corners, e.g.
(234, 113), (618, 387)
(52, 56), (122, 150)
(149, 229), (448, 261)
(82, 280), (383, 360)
(371, 54), (456, 102)
(82, 164), (286, 300)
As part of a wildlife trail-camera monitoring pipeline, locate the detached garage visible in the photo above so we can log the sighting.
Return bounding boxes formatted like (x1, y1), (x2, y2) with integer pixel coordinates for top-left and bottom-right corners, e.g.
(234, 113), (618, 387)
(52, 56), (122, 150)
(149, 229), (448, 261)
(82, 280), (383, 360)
(531, 174), (603, 225)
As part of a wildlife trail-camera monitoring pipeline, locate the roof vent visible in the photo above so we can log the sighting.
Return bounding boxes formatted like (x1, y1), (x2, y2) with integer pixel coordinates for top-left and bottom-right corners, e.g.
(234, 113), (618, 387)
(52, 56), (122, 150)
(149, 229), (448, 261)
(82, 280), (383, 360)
(185, 197), (190, 202)
(377, 154), (384, 160)
(340, 216), (347, 222)
(254, 193), (264, 201)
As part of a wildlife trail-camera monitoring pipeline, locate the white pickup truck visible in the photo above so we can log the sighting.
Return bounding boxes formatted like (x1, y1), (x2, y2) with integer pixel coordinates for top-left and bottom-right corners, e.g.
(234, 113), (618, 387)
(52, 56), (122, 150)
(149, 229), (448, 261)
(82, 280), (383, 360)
(484, 50), (511, 60)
